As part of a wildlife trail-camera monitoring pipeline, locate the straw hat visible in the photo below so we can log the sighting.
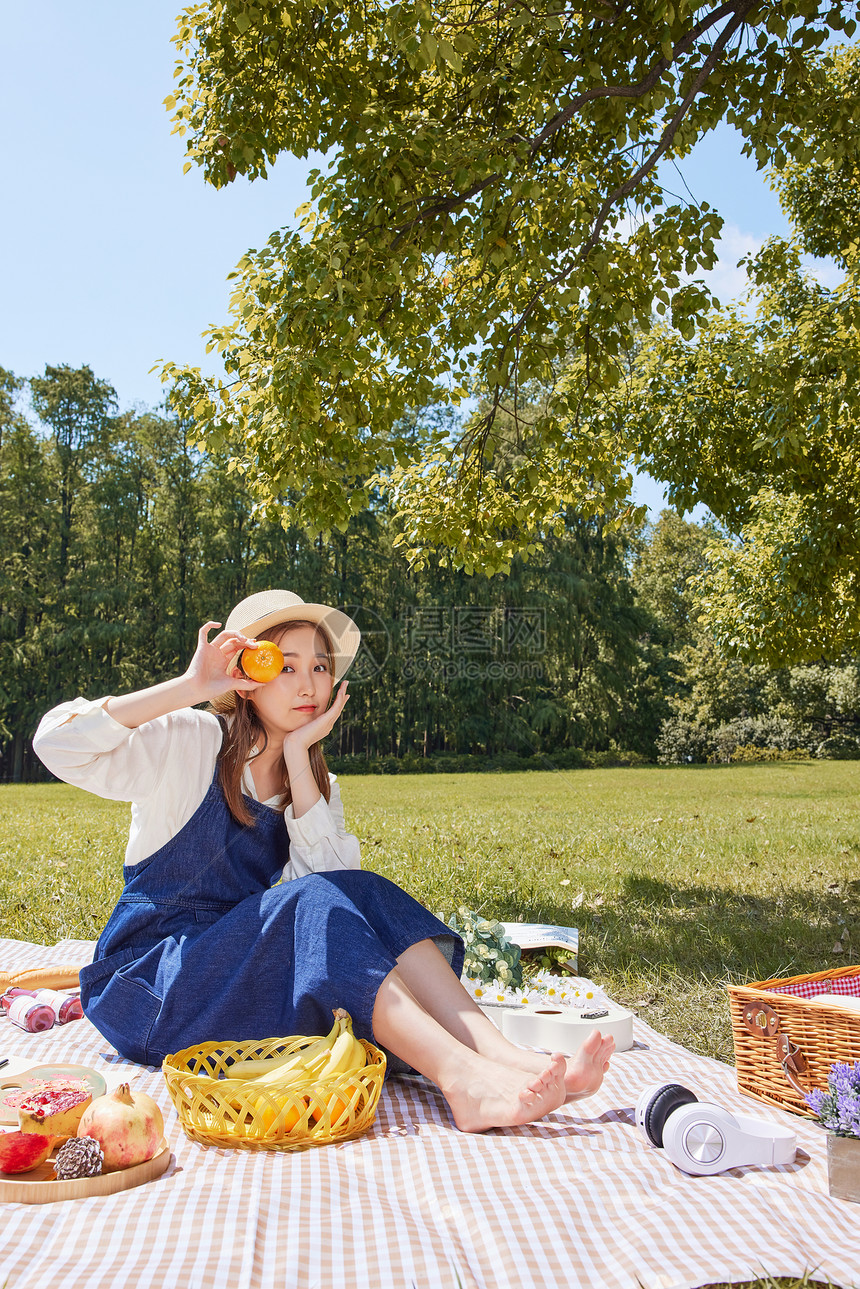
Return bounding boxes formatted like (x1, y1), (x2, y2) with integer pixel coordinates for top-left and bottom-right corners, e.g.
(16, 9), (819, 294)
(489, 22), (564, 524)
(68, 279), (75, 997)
(224, 590), (361, 683)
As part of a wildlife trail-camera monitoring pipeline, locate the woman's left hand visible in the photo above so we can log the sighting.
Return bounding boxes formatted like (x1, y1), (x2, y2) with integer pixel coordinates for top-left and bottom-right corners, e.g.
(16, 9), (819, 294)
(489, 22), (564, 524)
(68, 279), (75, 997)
(282, 681), (350, 757)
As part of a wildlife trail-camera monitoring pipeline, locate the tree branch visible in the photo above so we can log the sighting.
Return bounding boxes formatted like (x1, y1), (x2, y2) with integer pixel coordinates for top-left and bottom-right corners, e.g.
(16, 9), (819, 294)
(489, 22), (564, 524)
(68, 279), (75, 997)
(509, 0), (757, 343)
(528, 0), (745, 158)
(392, 0), (747, 242)
(445, 0), (757, 477)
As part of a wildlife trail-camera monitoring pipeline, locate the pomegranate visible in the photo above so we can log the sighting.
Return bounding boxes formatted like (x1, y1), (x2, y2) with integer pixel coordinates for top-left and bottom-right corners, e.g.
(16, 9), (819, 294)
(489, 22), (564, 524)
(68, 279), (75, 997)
(0, 1130), (54, 1174)
(77, 1084), (163, 1170)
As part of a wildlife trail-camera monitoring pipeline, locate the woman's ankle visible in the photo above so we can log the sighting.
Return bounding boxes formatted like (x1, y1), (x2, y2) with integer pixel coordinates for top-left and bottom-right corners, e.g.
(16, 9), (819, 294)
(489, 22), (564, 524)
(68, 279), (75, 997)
(434, 1043), (488, 1099)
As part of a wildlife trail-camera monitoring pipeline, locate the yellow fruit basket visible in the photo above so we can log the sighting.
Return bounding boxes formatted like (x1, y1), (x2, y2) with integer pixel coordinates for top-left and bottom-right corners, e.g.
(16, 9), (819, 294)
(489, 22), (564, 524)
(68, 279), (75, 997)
(162, 1032), (387, 1152)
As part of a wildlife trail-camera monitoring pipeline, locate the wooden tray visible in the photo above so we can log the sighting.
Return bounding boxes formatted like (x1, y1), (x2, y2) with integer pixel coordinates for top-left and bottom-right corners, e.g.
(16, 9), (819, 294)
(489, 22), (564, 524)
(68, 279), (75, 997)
(0, 1138), (171, 1204)
(0, 1064), (107, 1126)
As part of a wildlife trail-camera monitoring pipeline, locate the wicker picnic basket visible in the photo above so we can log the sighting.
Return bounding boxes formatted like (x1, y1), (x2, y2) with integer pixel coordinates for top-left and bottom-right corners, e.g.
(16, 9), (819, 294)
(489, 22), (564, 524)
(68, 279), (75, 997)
(162, 1033), (386, 1152)
(727, 964), (860, 1117)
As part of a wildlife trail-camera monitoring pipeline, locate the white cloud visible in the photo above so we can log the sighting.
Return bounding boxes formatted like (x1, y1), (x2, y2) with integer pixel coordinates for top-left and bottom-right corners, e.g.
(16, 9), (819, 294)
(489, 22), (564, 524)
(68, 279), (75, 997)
(700, 224), (763, 304)
(697, 223), (844, 307)
(801, 254), (843, 291)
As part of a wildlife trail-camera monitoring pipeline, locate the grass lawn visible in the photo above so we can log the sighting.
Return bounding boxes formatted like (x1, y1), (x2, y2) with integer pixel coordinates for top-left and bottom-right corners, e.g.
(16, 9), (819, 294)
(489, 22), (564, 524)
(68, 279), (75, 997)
(2, 761), (859, 1060)
(1, 763), (857, 1289)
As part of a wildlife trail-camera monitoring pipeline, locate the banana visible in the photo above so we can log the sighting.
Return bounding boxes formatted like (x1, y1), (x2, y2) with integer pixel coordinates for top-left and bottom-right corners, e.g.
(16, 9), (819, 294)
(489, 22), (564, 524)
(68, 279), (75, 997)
(226, 1060), (313, 1113)
(228, 1012), (342, 1080)
(226, 1049), (311, 1081)
(248, 1063), (316, 1092)
(349, 1035), (368, 1072)
(228, 1010), (369, 1131)
(227, 1008), (368, 1130)
(316, 1014), (367, 1080)
(317, 1030), (355, 1079)
(309, 1022), (368, 1125)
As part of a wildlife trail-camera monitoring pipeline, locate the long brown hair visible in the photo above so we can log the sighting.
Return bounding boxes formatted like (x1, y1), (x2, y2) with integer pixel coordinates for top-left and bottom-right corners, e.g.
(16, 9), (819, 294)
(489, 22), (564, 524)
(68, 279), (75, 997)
(209, 619), (334, 826)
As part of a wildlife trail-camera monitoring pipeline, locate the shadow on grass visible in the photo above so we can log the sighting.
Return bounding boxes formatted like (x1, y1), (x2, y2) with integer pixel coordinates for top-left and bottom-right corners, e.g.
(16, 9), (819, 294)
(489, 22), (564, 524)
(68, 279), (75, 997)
(508, 874), (860, 984)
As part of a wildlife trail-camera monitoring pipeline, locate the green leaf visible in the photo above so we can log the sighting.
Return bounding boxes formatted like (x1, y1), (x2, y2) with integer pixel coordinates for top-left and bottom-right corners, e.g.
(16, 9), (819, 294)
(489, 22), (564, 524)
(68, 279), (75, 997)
(437, 38), (462, 72)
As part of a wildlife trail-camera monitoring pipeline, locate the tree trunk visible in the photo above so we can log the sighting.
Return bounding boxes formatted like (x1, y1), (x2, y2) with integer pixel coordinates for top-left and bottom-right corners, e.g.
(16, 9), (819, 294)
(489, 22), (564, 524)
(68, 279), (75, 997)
(11, 733), (24, 784)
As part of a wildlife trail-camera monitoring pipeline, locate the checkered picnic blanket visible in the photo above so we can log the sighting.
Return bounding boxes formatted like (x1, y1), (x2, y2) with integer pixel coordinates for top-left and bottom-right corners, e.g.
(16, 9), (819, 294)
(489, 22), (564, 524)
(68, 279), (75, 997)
(1, 937), (858, 1289)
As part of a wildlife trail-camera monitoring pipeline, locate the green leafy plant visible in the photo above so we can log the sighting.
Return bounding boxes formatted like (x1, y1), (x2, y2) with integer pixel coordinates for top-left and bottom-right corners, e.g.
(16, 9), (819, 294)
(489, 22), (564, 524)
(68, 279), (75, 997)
(816, 734), (860, 760)
(528, 947), (579, 977)
(444, 907), (522, 989)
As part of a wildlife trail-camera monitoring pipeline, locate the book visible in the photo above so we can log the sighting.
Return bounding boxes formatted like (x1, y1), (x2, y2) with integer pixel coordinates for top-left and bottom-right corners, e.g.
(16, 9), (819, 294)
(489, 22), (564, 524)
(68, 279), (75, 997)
(500, 922), (579, 966)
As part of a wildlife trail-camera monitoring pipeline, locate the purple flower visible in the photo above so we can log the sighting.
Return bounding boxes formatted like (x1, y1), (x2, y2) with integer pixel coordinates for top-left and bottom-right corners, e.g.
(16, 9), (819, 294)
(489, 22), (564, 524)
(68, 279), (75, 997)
(808, 1061), (860, 1137)
(830, 1062), (860, 1096)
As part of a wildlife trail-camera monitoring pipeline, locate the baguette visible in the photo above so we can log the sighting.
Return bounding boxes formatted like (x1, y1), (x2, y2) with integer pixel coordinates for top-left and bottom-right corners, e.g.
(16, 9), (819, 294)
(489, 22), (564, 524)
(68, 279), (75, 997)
(0, 965), (82, 992)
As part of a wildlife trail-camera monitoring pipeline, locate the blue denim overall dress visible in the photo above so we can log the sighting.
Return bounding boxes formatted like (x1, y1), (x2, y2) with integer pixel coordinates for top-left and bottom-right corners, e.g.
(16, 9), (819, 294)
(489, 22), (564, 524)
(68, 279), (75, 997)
(79, 761), (463, 1066)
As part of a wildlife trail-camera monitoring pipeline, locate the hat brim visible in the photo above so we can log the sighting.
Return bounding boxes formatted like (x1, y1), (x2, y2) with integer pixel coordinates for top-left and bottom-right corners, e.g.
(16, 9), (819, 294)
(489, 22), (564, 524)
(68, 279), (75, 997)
(228, 604), (361, 683)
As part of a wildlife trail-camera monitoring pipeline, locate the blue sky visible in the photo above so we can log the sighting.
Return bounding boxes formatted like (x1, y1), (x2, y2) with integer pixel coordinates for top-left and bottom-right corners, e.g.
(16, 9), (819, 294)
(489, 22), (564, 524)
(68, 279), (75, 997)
(0, 4), (826, 514)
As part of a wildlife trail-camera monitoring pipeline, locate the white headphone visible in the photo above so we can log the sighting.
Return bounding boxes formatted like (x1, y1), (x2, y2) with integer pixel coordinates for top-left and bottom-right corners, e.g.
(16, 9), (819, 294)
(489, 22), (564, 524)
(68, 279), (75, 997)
(635, 1082), (797, 1176)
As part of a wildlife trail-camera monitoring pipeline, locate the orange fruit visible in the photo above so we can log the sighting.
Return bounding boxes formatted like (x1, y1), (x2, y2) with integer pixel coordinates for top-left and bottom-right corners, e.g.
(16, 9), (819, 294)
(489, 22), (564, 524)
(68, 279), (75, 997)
(240, 641), (285, 683)
(312, 1084), (365, 1126)
(254, 1094), (307, 1134)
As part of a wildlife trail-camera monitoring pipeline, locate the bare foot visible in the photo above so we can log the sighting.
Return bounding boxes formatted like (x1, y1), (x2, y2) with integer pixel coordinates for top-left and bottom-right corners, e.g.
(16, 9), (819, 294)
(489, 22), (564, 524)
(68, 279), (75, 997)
(508, 1029), (615, 1102)
(560, 1029), (615, 1102)
(441, 1050), (567, 1133)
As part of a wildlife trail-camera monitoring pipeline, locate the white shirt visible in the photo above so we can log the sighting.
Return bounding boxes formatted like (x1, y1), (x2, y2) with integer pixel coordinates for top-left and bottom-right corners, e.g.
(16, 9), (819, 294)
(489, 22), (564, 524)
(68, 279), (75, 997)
(32, 697), (362, 881)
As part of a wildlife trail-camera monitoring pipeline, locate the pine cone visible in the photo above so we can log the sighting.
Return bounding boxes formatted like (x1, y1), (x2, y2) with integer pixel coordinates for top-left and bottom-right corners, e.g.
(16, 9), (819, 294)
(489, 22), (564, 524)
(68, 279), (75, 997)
(53, 1135), (104, 1180)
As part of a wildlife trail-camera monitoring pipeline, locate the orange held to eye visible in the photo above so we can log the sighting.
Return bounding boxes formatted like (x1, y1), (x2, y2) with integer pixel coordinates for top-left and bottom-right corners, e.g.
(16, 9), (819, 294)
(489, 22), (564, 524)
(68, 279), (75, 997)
(240, 641), (285, 683)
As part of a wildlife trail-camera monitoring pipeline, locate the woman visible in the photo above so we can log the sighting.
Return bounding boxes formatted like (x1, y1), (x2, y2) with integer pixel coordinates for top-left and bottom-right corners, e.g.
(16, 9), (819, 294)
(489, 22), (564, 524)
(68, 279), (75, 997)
(34, 589), (613, 1132)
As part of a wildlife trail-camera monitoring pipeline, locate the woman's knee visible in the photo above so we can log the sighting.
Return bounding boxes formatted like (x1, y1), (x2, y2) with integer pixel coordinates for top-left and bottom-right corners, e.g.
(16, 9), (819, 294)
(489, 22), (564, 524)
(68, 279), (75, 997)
(301, 868), (391, 897)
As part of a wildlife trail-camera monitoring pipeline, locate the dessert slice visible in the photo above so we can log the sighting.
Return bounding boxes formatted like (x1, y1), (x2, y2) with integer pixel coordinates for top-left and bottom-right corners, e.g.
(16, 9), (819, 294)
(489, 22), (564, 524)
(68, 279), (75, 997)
(3, 1076), (90, 1114)
(18, 1087), (93, 1144)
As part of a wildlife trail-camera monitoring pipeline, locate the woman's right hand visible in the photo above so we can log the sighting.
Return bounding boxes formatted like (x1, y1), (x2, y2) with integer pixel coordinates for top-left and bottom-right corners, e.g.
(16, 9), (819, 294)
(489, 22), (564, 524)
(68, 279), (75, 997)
(182, 621), (265, 700)
(105, 622), (264, 730)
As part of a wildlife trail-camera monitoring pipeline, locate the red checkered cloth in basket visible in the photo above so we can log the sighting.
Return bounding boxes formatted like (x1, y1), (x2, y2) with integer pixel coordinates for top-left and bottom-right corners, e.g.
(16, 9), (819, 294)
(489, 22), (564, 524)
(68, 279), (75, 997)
(768, 974), (860, 1000)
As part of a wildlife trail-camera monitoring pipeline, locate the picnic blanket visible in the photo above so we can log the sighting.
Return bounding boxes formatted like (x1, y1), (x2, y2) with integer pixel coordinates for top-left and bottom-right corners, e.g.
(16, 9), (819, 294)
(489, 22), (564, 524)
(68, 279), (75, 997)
(1, 937), (858, 1289)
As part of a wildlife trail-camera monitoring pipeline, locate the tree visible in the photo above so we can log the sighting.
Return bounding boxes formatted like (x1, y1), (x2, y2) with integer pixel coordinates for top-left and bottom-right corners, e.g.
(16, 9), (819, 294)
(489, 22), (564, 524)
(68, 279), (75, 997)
(161, 1), (858, 575)
(607, 42), (860, 661)
(633, 508), (714, 645)
(772, 42), (860, 267)
(635, 241), (860, 661)
(0, 369), (56, 780)
(30, 365), (118, 587)
(631, 512), (860, 761)
(2, 357), (667, 775)
(0, 367), (22, 450)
